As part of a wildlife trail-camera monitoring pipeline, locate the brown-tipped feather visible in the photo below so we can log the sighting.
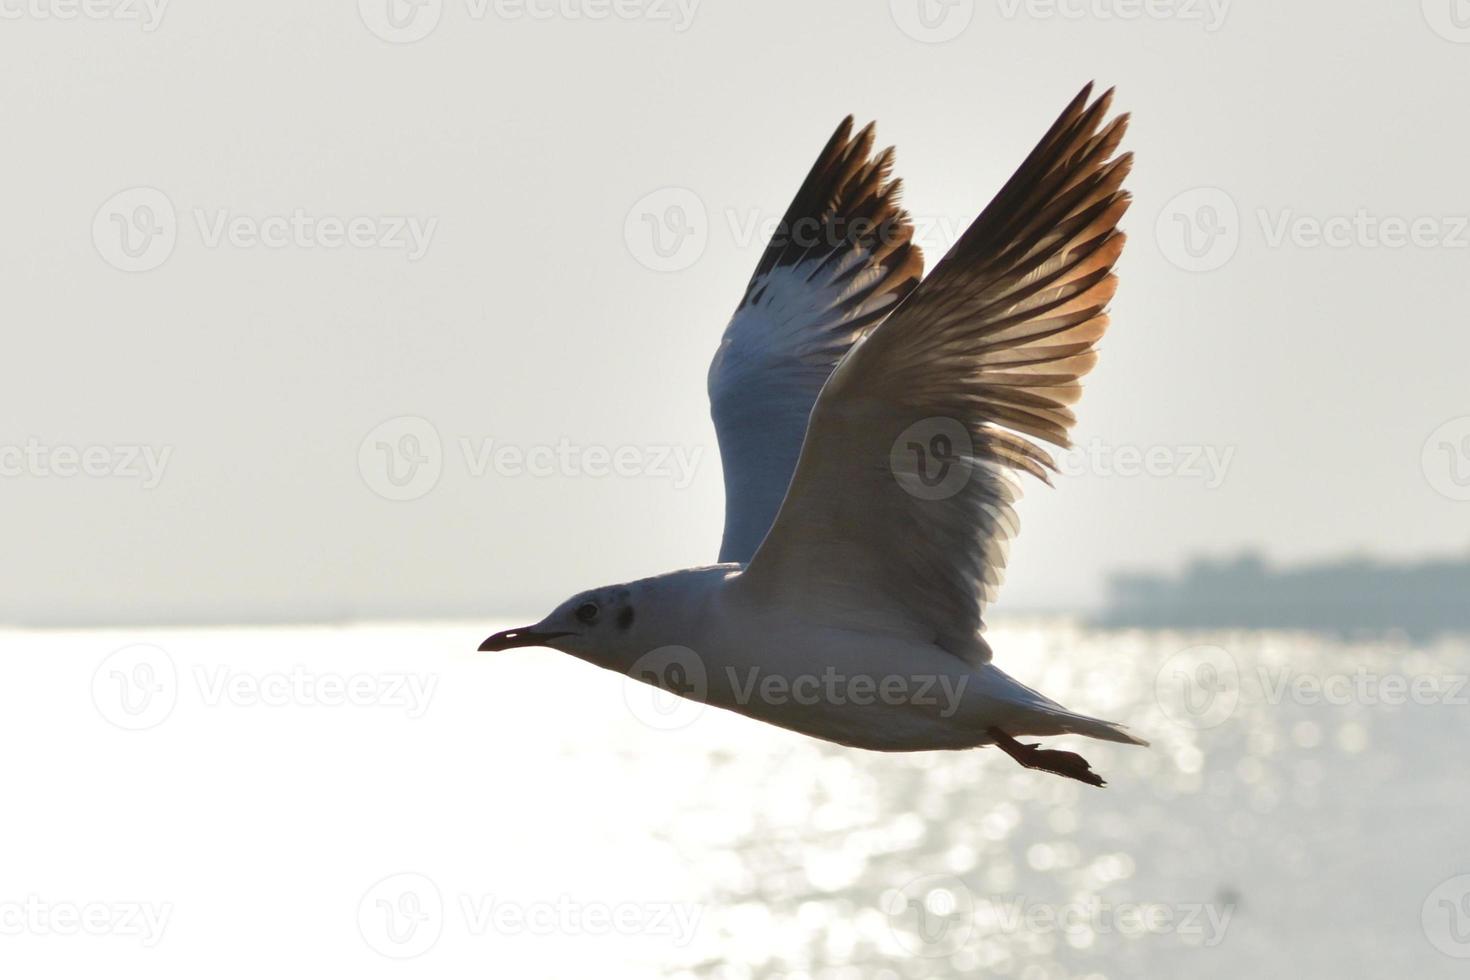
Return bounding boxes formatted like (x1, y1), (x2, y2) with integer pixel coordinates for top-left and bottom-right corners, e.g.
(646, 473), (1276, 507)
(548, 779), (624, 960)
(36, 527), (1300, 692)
(742, 117), (923, 318)
(711, 116), (928, 565)
(860, 82), (1133, 465)
(743, 85), (1133, 662)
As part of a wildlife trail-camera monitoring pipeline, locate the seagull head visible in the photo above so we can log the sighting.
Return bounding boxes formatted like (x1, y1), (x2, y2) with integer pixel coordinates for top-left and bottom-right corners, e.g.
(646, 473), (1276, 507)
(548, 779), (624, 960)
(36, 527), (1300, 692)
(477, 586), (639, 660)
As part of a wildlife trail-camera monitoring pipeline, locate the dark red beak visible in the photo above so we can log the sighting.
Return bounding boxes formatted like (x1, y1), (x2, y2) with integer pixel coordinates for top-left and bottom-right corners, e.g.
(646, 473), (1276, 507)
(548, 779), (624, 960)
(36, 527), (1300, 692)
(477, 627), (573, 652)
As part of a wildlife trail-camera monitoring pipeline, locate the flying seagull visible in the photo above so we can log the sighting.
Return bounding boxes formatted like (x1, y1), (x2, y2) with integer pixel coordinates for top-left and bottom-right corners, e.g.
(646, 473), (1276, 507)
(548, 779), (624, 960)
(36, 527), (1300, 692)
(481, 83), (1144, 787)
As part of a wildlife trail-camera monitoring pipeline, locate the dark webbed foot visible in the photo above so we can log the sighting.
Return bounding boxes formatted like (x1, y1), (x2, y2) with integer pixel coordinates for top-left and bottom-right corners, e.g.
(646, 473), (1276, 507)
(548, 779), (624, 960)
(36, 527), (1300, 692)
(986, 727), (1106, 788)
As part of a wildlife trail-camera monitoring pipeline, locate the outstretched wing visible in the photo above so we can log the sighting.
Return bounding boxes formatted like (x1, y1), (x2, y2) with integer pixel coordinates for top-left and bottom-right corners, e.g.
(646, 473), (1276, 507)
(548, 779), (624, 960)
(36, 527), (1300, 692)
(708, 118), (924, 564)
(740, 84), (1131, 666)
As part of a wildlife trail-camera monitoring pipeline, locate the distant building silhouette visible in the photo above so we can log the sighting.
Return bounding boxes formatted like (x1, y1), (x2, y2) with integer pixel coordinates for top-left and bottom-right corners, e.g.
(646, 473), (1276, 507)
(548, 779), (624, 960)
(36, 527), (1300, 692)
(1097, 550), (1470, 635)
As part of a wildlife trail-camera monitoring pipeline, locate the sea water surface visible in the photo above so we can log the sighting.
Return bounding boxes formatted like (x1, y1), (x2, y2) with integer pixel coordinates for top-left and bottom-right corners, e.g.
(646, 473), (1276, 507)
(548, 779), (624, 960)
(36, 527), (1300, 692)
(3, 622), (1467, 978)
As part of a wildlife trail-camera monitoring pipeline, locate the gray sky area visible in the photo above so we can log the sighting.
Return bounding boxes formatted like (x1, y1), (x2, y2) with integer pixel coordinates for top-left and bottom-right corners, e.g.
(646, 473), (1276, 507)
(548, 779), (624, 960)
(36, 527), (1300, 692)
(3, 0), (1468, 625)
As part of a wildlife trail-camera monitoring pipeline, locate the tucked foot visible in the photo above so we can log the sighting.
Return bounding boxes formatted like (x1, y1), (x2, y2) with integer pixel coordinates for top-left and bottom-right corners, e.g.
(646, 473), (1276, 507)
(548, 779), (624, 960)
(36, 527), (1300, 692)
(986, 727), (1106, 788)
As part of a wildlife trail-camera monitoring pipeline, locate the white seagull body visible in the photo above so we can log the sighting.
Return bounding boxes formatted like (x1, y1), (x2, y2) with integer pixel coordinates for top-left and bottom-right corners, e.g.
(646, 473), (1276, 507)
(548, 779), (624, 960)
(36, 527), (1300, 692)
(482, 83), (1145, 786)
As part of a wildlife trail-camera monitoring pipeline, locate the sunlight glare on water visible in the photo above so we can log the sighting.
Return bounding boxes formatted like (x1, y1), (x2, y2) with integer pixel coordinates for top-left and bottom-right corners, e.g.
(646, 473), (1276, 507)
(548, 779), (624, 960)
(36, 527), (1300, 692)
(5, 622), (1467, 978)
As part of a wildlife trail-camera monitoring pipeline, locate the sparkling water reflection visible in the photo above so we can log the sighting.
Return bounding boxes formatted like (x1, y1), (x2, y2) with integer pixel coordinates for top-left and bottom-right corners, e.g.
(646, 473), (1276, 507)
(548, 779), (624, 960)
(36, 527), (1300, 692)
(619, 623), (1470, 978)
(10, 622), (1466, 978)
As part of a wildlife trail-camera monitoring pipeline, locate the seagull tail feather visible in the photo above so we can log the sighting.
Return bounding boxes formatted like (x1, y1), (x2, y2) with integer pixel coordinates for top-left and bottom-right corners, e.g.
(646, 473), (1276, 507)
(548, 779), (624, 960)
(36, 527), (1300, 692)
(1046, 709), (1150, 747)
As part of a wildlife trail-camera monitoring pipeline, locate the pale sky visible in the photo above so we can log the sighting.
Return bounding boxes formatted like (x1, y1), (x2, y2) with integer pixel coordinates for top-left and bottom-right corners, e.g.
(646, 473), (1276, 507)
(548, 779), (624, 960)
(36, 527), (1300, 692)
(3, 0), (1468, 624)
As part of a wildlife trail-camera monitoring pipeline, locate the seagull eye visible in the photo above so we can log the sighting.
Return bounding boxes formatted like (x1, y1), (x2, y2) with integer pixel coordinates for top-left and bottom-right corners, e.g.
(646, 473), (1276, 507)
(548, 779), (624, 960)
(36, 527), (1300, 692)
(575, 602), (599, 625)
